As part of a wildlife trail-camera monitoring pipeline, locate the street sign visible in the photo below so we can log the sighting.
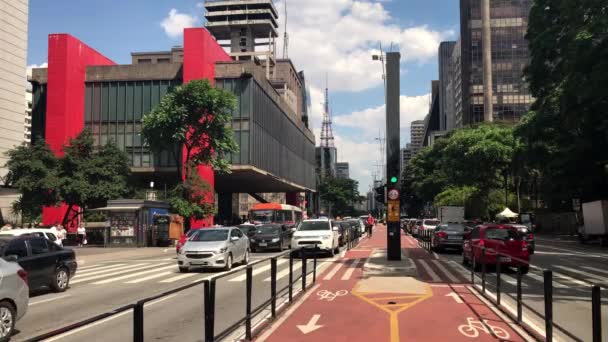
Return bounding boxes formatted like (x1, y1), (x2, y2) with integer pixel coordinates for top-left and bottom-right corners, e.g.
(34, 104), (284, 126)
(388, 189), (400, 200)
(387, 200), (400, 223)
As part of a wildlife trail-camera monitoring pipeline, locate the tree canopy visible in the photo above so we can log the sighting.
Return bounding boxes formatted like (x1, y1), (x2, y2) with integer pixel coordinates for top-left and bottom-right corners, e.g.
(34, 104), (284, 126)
(318, 176), (361, 216)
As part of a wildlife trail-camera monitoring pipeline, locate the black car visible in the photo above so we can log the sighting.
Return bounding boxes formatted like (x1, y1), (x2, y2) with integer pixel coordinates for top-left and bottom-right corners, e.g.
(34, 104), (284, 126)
(347, 220), (361, 239)
(431, 223), (466, 252)
(238, 224), (258, 238)
(249, 224), (293, 252)
(0, 236), (77, 292)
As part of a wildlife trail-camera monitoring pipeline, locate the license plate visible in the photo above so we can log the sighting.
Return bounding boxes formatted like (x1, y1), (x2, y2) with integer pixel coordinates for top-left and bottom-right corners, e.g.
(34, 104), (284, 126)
(499, 256), (511, 263)
(259, 243), (267, 247)
(448, 236), (462, 240)
(192, 261), (208, 265)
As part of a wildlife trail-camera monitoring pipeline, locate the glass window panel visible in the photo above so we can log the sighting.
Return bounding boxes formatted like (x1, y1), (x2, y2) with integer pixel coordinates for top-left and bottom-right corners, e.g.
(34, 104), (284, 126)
(126, 83), (134, 121)
(142, 153), (150, 167)
(159, 81), (169, 98)
(100, 134), (108, 146)
(101, 83), (109, 122)
(85, 84), (93, 123)
(93, 84), (101, 123)
(117, 82), (125, 121)
(108, 82), (117, 123)
(132, 153), (141, 167)
(133, 82), (142, 120)
(151, 81), (160, 108)
(143, 81), (151, 115)
(241, 131), (249, 164)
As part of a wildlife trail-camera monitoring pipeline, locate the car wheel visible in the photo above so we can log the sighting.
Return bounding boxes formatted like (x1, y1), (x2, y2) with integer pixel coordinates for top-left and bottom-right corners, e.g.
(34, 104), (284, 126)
(51, 267), (70, 292)
(243, 249), (250, 265)
(179, 266), (189, 273)
(0, 301), (15, 342)
(224, 254), (233, 271)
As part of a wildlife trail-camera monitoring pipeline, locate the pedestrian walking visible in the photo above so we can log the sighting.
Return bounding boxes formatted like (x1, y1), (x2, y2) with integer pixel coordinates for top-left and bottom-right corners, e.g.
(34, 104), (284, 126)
(366, 214), (374, 237)
(77, 224), (87, 247)
(0, 223), (12, 231)
(57, 225), (67, 245)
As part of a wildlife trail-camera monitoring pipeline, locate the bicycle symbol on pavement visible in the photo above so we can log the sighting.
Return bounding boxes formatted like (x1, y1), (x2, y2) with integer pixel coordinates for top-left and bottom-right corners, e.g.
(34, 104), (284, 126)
(458, 317), (510, 339)
(317, 289), (348, 302)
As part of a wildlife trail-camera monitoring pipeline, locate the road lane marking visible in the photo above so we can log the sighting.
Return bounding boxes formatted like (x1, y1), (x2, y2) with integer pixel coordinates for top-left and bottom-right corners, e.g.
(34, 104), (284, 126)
(525, 271), (569, 288)
(42, 293), (179, 342)
(432, 260), (460, 283)
(229, 259), (288, 282)
(446, 292), (464, 304)
(72, 263), (150, 278)
(160, 273), (198, 283)
(92, 265), (177, 284)
(341, 258), (362, 280)
(554, 265), (605, 283)
(125, 271), (175, 284)
(297, 314), (323, 334)
(322, 261), (344, 280)
(418, 260), (441, 282)
(265, 262), (303, 282)
(29, 294), (70, 306)
(74, 264), (128, 275)
(71, 264), (158, 284)
(581, 266), (608, 276)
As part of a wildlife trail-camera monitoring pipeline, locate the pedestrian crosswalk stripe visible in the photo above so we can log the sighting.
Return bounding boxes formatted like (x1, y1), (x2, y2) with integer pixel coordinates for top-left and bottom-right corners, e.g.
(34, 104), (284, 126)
(554, 265), (604, 283)
(229, 259), (288, 282)
(341, 259), (362, 280)
(160, 273), (198, 283)
(77, 263), (123, 271)
(71, 263), (163, 284)
(418, 260), (441, 282)
(72, 263), (151, 282)
(125, 271), (175, 284)
(581, 266), (608, 276)
(323, 261), (344, 281)
(264, 262), (302, 282)
(92, 265), (177, 285)
(432, 260), (460, 283)
(526, 271), (568, 288)
(75, 264), (128, 275)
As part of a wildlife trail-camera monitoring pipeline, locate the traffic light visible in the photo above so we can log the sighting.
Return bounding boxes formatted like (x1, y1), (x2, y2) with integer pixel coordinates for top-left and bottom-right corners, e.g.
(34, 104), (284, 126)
(390, 176), (398, 185)
(375, 184), (386, 205)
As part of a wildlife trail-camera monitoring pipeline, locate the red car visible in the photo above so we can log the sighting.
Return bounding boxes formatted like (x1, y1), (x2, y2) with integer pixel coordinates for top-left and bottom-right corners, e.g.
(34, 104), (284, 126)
(176, 229), (199, 254)
(462, 224), (530, 274)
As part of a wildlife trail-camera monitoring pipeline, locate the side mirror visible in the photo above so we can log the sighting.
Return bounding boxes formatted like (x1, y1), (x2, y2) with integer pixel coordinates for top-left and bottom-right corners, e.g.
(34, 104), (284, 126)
(231, 236), (239, 242)
(332, 227), (339, 231)
(4, 255), (18, 262)
(291, 227), (297, 233)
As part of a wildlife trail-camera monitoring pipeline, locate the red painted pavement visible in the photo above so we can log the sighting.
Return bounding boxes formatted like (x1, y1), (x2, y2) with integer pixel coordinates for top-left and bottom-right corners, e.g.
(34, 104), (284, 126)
(259, 225), (527, 342)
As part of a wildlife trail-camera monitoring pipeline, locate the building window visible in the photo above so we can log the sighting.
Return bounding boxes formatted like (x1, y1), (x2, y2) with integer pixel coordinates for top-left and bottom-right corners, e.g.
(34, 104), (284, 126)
(138, 58), (152, 64)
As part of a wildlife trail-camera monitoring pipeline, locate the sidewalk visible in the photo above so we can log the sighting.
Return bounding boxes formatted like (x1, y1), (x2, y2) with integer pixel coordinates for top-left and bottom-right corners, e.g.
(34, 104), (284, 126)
(256, 225), (533, 342)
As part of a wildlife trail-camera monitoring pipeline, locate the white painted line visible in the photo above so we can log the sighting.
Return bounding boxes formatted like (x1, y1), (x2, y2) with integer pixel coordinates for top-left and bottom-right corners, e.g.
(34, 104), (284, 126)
(340, 250), (346, 258)
(265, 262), (303, 282)
(125, 271), (175, 284)
(43, 293), (179, 342)
(229, 259), (288, 282)
(446, 292), (464, 304)
(418, 260), (441, 282)
(160, 272), (198, 283)
(432, 260), (460, 283)
(71, 264), (159, 284)
(297, 314), (323, 334)
(341, 259), (362, 280)
(76, 263), (113, 271)
(256, 284), (321, 342)
(553, 272), (596, 288)
(92, 265), (177, 284)
(74, 264), (128, 275)
(322, 261), (344, 281)
(72, 263), (151, 279)
(500, 274), (527, 287)
(430, 284), (465, 288)
(581, 265), (608, 276)
(525, 271), (569, 289)
(29, 294), (70, 306)
(432, 251), (440, 260)
(554, 265), (605, 283)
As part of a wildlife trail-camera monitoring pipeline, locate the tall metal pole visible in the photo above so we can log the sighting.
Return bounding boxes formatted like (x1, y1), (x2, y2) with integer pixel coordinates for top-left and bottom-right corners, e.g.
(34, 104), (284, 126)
(386, 52), (401, 260)
(482, 0), (493, 122)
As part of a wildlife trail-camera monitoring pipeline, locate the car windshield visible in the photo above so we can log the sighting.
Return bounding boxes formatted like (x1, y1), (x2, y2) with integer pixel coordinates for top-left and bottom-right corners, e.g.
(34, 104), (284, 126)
(298, 221), (329, 231)
(191, 230), (228, 242)
(424, 220), (440, 225)
(251, 210), (275, 223)
(484, 228), (521, 241)
(416, 220), (423, 225)
(0, 239), (10, 249)
(256, 226), (280, 234)
(438, 224), (465, 232)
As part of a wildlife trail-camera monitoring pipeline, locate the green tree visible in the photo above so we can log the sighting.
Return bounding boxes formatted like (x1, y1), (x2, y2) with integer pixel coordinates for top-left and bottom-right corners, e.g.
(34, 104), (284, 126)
(57, 130), (131, 224)
(3, 139), (60, 222)
(318, 177), (360, 216)
(141, 79), (239, 221)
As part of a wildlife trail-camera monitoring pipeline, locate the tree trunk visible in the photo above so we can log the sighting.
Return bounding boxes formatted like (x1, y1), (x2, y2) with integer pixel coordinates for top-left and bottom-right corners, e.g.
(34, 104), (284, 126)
(516, 177), (522, 213)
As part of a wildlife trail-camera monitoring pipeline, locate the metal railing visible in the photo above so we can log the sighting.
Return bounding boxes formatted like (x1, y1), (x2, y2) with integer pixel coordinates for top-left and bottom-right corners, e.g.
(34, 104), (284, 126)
(26, 230), (361, 342)
(418, 228), (604, 342)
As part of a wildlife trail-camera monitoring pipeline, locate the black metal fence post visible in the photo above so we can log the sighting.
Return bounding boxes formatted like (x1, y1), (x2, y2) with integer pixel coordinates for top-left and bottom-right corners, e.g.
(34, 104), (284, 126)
(496, 255), (501, 306)
(544, 270), (553, 342)
(245, 266), (253, 340)
(204, 279), (216, 342)
(271, 258), (277, 318)
(288, 252), (293, 302)
(133, 301), (144, 342)
(302, 252), (307, 291)
(592, 285), (602, 342)
(313, 244), (318, 283)
(517, 263), (523, 324)
(471, 251), (475, 285)
(481, 247), (486, 293)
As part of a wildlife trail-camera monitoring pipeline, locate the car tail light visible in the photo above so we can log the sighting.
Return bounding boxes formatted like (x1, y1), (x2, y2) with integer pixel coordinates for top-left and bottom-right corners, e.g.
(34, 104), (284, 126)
(527, 234), (534, 241)
(436, 232), (447, 239)
(17, 269), (28, 284)
(521, 241), (528, 252)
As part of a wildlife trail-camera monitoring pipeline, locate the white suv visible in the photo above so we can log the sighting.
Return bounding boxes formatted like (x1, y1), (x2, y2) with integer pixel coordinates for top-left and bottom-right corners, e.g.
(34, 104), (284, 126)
(292, 219), (339, 256)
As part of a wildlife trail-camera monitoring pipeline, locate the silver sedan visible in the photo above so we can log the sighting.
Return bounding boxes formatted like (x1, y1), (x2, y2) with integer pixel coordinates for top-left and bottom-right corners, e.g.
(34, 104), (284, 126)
(177, 228), (250, 272)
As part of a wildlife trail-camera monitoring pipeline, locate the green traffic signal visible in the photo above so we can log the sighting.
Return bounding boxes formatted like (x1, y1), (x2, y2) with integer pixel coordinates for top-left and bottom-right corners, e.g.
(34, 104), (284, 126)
(390, 176), (398, 183)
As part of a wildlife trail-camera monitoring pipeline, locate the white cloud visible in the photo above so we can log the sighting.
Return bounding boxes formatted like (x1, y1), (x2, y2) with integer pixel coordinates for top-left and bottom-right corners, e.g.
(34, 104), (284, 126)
(334, 134), (384, 193)
(26, 62), (47, 78)
(334, 94), (431, 140)
(161, 9), (198, 39)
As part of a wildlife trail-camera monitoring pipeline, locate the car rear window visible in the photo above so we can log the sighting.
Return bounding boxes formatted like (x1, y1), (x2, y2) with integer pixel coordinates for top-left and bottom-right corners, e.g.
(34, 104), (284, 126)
(443, 224), (465, 232)
(416, 220), (422, 225)
(424, 220), (440, 225)
(484, 228), (521, 241)
(298, 221), (330, 231)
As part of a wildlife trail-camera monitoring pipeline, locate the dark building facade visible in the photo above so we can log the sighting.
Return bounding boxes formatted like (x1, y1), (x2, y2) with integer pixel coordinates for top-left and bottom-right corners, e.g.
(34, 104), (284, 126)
(459, 0), (533, 125)
(438, 41), (456, 131)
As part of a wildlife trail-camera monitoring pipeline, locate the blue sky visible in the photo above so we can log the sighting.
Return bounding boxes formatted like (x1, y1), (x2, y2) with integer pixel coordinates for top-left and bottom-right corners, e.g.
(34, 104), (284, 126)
(27, 0), (460, 193)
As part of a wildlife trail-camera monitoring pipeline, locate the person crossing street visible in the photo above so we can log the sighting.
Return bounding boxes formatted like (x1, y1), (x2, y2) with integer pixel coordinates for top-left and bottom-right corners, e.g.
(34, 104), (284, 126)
(366, 214), (375, 237)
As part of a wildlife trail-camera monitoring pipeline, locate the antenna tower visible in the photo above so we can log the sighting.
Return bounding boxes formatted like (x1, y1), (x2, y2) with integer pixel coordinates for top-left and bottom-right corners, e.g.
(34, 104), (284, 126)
(283, 0), (289, 58)
(320, 76), (335, 148)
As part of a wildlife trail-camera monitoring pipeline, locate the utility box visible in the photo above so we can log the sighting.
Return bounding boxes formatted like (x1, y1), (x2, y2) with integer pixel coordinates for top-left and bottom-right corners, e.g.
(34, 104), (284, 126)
(438, 206), (465, 224)
(580, 200), (608, 245)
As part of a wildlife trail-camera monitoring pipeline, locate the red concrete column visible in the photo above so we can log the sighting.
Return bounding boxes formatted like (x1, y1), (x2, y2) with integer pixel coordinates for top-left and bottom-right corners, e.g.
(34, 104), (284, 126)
(42, 34), (115, 231)
(183, 28), (232, 228)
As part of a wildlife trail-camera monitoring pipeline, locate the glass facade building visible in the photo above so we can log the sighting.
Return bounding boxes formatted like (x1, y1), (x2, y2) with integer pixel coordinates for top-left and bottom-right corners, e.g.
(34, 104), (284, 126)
(459, 0), (533, 125)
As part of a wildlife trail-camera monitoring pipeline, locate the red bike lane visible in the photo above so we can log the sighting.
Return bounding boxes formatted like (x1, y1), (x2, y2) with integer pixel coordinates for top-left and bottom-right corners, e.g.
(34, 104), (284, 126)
(257, 225), (529, 342)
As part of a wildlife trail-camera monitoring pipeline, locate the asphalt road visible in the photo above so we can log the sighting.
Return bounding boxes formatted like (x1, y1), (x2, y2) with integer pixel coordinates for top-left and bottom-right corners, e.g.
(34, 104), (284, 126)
(429, 235), (608, 342)
(14, 246), (340, 341)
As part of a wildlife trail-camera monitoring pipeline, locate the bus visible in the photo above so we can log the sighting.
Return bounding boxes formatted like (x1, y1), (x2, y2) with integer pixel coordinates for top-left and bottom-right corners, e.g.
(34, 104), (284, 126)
(249, 203), (303, 227)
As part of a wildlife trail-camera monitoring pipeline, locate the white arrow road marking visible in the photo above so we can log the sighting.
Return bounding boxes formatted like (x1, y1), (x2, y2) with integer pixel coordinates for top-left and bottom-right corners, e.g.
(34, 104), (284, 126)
(446, 292), (464, 304)
(297, 314), (323, 334)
